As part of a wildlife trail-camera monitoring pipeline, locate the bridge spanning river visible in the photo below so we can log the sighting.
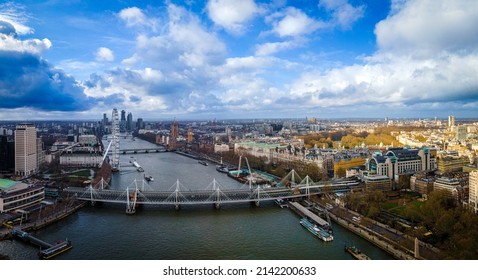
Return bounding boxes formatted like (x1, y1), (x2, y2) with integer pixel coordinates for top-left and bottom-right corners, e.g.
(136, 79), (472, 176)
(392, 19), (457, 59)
(64, 173), (361, 212)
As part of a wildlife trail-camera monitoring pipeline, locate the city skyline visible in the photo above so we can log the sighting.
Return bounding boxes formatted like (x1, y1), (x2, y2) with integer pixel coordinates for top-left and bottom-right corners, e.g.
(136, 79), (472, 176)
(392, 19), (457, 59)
(1, 0), (478, 121)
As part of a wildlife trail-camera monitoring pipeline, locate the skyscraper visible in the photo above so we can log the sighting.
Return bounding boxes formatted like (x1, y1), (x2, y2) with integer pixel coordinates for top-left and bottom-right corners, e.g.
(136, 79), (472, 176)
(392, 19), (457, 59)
(136, 118), (144, 130)
(448, 115), (455, 129)
(127, 112), (133, 132)
(120, 110), (126, 132)
(469, 171), (478, 213)
(15, 123), (37, 177)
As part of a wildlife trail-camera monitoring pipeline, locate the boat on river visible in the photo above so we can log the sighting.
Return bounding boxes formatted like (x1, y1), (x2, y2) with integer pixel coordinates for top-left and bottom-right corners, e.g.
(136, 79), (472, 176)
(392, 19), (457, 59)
(216, 164), (229, 173)
(344, 245), (371, 260)
(299, 218), (333, 242)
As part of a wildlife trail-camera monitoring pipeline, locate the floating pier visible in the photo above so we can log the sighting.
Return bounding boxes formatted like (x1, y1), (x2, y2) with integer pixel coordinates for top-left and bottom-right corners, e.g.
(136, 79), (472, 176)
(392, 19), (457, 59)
(11, 229), (72, 259)
(289, 202), (331, 229)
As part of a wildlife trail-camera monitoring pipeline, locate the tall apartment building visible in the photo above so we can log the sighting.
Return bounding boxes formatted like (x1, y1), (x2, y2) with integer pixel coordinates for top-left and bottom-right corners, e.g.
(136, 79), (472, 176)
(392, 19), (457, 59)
(469, 171), (478, 213)
(448, 115), (455, 129)
(126, 112), (133, 132)
(15, 124), (37, 177)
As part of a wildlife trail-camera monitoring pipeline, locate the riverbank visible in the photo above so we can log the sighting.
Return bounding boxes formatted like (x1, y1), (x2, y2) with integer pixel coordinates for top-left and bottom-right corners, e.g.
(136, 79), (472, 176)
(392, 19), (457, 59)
(313, 199), (442, 259)
(328, 209), (415, 259)
(0, 199), (86, 239)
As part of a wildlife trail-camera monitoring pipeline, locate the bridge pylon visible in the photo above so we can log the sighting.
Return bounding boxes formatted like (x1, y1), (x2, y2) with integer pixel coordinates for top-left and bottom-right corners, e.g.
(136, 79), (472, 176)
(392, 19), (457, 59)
(299, 175), (314, 198)
(250, 185), (273, 207)
(279, 169), (303, 188)
(165, 179), (189, 210)
(125, 180), (139, 214)
(206, 179), (231, 209)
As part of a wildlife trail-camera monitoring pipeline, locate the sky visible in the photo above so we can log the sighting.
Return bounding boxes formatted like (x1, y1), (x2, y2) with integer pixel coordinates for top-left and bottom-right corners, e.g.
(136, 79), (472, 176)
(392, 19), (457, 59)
(0, 0), (477, 121)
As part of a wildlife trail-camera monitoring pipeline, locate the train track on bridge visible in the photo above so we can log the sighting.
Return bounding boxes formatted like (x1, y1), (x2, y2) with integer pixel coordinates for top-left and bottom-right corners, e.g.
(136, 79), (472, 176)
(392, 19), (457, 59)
(63, 177), (361, 212)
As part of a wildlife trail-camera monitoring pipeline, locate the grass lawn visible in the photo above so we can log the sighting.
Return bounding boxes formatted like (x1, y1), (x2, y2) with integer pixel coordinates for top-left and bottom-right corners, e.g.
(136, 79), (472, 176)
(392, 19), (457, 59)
(381, 202), (399, 210)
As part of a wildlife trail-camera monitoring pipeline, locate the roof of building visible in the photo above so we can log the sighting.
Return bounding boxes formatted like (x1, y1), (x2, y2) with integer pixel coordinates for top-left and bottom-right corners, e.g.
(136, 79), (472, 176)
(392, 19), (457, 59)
(0, 179), (31, 196)
(386, 148), (420, 161)
(371, 156), (387, 163)
(236, 141), (288, 149)
(0, 178), (16, 189)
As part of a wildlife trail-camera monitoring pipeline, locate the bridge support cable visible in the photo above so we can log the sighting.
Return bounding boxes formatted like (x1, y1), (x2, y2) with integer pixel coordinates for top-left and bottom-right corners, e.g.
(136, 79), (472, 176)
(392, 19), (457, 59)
(278, 169), (303, 188)
(299, 175), (314, 198)
(249, 185), (274, 207)
(125, 180), (140, 214)
(94, 177), (110, 190)
(164, 179), (190, 209)
(205, 179), (232, 209)
(73, 186), (100, 206)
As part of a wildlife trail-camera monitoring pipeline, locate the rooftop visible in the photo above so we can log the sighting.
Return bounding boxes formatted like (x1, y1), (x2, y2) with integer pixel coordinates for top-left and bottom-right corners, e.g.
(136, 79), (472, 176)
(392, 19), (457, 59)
(0, 179), (17, 189)
(0, 179), (31, 195)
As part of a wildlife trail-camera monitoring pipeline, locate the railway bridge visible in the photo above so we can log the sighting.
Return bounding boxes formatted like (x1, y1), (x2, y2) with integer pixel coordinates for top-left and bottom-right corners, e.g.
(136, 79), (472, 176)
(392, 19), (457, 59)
(63, 171), (362, 214)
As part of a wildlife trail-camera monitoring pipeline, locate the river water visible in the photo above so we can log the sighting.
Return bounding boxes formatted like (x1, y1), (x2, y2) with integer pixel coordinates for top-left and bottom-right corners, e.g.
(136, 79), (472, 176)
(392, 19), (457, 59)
(0, 137), (393, 260)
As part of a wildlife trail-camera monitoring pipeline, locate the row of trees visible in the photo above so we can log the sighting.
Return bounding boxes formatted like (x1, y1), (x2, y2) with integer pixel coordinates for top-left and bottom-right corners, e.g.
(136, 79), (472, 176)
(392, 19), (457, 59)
(300, 129), (399, 149)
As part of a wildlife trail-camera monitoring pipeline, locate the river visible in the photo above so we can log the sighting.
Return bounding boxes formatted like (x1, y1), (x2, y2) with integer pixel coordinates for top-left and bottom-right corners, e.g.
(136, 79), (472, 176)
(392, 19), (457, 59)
(0, 136), (393, 260)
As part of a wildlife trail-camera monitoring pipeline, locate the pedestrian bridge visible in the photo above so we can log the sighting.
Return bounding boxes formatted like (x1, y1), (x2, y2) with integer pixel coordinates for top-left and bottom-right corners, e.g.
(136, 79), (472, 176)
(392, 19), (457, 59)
(63, 171), (361, 213)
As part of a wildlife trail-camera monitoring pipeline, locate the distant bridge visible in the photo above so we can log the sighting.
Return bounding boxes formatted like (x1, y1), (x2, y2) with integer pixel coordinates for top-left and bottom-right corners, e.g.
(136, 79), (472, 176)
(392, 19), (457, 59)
(63, 170), (362, 213)
(105, 148), (168, 154)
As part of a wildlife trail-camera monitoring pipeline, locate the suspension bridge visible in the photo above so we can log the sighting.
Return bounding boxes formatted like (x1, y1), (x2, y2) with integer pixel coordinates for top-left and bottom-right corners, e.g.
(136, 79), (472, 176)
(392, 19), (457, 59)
(63, 170), (362, 214)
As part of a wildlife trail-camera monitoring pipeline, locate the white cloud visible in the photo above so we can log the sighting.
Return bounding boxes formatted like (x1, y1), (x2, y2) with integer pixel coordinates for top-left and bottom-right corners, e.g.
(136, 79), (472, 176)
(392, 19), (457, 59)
(223, 56), (272, 69)
(255, 40), (302, 56)
(118, 7), (156, 30)
(95, 47), (114, 62)
(0, 34), (51, 54)
(206, 0), (261, 34)
(0, 2), (33, 35)
(318, 0), (365, 29)
(289, 0), (478, 113)
(271, 7), (326, 37)
(375, 0), (478, 54)
(87, 4), (230, 115)
(127, 4), (226, 69)
(121, 53), (141, 66)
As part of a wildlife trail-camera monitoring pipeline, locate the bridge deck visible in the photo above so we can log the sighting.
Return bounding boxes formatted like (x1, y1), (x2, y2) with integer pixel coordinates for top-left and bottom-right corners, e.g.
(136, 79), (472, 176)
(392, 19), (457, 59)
(64, 179), (361, 206)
